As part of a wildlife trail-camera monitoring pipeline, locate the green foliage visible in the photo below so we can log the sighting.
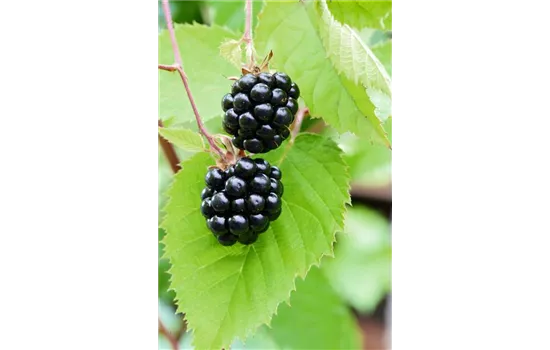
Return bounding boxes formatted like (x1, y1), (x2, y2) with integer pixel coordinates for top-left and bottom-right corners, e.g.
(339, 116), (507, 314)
(324, 205), (392, 313)
(317, 1), (391, 97)
(159, 228), (175, 303)
(334, 118), (392, 186)
(346, 146), (391, 186)
(203, 0), (264, 32)
(158, 127), (205, 153)
(158, 24), (240, 124)
(356, 28), (392, 77)
(157, 1), (393, 347)
(247, 267), (362, 349)
(372, 40), (392, 77)
(161, 134), (349, 349)
(327, 0), (392, 30)
(255, 0), (392, 147)
(177, 267), (362, 350)
(158, 1), (204, 31)
(219, 39), (243, 69)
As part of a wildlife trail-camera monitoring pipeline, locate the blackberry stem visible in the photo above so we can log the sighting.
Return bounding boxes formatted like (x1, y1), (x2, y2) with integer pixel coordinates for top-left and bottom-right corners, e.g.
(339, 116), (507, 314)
(158, 119), (181, 173)
(243, 0), (255, 66)
(158, 317), (179, 350)
(276, 107), (309, 167)
(290, 107), (309, 143)
(159, 0), (226, 161)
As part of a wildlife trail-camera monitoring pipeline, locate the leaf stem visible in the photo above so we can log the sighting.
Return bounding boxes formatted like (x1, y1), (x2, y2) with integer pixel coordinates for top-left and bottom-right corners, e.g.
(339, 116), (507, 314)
(158, 120), (181, 173)
(159, 0), (226, 160)
(277, 107), (309, 167)
(161, 0), (183, 68)
(158, 317), (179, 350)
(243, 0), (254, 66)
(290, 107), (309, 143)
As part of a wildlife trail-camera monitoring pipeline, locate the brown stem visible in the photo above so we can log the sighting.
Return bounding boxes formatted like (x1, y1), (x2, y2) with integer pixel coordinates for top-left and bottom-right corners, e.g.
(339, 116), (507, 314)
(243, 0), (254, 66)
(158, 120), (181, 173)
(159, 317), (179, 350)
(161, 0), (183, 68)
(158, 64), (177, 72)
(290, 107), (309, 143)
(158, 65), (220, 153)
(276, 107), (309, 167)
(160, 0), (226, 160)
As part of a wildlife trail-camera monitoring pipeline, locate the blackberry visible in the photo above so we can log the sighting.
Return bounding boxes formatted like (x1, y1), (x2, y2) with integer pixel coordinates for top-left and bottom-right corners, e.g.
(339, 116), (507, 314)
(270, 88), (288, 107)
(286, 98), (298, 115)
(207, 216), (228, 236)
(221, 72), (300, 153)
(221, 94), (234, 111)
(249, 174), (271, 195)
(269, 178), (284, 196)
(211, 192), (230, 213)
(269, 166), (282, 180)
(205, 168), (226, 190)
(273, 72), (292, 91)
(254, 159), (271, 175)
(225, 176), (247, 197)
(237, 231), (258, 245)
(228, 215), (250, 236)
(201, 157), (284, 246)
(246, 194), (265, 214)
(233, 93), (252, 113)
(218, 233), (238, 246)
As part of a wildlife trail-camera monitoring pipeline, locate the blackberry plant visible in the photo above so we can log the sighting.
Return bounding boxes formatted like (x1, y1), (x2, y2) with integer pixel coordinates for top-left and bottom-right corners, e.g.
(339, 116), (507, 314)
(158, 0), (392, 348)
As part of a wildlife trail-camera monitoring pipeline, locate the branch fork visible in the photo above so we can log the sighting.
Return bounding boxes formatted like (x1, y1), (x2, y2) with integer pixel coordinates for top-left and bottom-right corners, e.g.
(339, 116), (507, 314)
(159, 0), (227, 165)
(159, 0), (284, 173)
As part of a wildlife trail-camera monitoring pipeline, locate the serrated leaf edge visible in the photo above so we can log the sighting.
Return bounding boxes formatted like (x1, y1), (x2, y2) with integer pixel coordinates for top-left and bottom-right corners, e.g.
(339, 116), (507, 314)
(231, 133), (351, 345)
(159, 134), (351, 348)
(158, 126), (207, 153)
(315, 0), (392, 148)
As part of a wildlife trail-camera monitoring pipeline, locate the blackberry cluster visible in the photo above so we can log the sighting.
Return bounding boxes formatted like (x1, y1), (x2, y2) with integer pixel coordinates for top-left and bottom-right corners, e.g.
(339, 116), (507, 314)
(201, 157), (284, 246)
(221, 72), (300, 154)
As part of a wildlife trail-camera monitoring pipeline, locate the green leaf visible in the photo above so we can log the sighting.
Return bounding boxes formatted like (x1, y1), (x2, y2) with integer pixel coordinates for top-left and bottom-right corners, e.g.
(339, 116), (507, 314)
(356, 28), (392, 77)
(357, 27), (392, 47)
(158, 1), (205, 32)
(161, 134), (349, 349)
(255, 0), (391, 147)
(317, 1), (391, 93)
(324, 205), (392, 313)
(371, 40), (392, 77)
(335, 118), (392, 186)
(173, 270), (361, 350)
(159, 24), (240, 123)
(327, 0), (392, 30)
(164, 116), (225, 137)
(219, 39), (243, 69)
(160, 115), (178, 128)
(315, 0), (392, 119)
(242, 267), (362, 349)
(159, 228), (175, 303)
(346, 144), (392, 187)
(203, 0), (264, 32)
(158, 118), (224, 174)
(158, 127), (205, 153)
(231, 327), (278, 350)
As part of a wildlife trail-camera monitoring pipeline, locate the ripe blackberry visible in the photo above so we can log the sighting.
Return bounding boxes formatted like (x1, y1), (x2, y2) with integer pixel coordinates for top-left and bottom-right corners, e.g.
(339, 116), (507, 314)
(221, 72), (300, 153)
(201, 158), (284, 246)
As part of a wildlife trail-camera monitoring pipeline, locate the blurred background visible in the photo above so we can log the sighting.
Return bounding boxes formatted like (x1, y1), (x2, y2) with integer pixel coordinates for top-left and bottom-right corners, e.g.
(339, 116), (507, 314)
(158, 1), (392, 349)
